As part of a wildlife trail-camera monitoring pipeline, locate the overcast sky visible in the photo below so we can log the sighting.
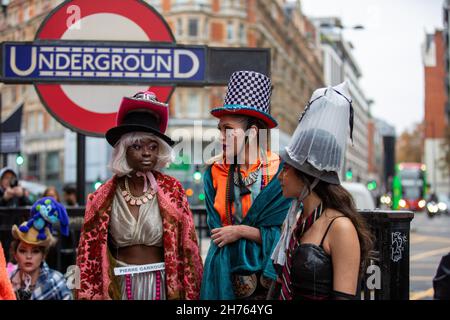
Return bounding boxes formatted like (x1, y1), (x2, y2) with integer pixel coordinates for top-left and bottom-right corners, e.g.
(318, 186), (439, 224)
(300, 0), (444, 135)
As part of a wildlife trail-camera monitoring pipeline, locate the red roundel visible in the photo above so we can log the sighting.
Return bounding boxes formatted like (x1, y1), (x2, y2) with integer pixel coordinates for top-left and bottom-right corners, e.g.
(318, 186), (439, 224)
(34, 0), (176, 136)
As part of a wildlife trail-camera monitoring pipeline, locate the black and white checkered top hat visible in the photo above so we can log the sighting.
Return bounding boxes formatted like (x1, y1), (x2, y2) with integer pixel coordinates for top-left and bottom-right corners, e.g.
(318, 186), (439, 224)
(211, 70), (278, 128)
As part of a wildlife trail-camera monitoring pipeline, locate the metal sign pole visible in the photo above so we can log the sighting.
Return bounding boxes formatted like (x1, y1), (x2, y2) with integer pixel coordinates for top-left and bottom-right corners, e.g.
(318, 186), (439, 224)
(76, 133), (86, 206)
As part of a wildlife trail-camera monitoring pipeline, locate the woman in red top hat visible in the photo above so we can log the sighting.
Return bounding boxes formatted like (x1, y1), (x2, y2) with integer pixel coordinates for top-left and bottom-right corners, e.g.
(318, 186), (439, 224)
(75, 91), (203, 300)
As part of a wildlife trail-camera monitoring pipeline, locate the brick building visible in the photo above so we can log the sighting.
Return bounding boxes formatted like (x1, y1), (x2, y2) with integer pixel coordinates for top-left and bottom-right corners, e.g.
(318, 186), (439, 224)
(423, 29), (449, 194)
(0, 0), (324, 201)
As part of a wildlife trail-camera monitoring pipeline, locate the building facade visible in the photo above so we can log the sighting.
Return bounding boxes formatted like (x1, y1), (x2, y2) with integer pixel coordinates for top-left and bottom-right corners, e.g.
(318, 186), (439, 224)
(375, 118), (396, 195)
(423, 29), (449, 195)
(311, 17), (370, 184)
(148, 0), (324, 204)
(444, 0), (450, 120)
(0, 0), (324, 201)
(0, 0), (67, 190)
(150, 0), (323, 133)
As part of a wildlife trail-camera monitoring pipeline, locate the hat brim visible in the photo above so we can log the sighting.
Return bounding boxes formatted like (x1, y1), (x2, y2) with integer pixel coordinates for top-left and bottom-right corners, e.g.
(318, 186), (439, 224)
(105, 124), (175, 147)
(211, 106), (278, 129)
(118, 97), (169, 133)
(280, 149), (340, 185)
(11, 224), (53, 248)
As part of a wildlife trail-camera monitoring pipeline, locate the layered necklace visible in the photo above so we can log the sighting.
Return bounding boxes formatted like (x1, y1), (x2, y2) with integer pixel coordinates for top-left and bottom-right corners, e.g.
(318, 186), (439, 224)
(122, 176), (156, 206)
(233, 162), (262, 187)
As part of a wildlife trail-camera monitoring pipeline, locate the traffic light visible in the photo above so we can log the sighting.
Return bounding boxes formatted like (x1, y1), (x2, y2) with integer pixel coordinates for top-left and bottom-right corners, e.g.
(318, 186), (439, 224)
(198, 193), (205, 201)
(367, 180), (377, 191)
(16, 154), (24, 166)
(94, 177), (102, 190)
(193, 165), (202, 181)
(345, 168), (353, 181)
(186, 188), (194, 197)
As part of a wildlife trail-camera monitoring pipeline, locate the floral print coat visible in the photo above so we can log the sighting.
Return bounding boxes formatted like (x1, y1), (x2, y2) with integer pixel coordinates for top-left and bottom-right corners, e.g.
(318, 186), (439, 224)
(75, 172), (203, 300)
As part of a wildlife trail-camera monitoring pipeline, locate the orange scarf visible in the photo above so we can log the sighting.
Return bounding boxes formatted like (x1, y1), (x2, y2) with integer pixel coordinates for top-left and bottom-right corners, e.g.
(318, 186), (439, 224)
(211, 151), (281, 226)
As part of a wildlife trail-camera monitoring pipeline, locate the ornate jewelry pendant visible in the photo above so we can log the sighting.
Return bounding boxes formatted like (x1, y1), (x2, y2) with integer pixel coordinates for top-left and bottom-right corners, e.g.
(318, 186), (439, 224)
(123, 177), (155, 206)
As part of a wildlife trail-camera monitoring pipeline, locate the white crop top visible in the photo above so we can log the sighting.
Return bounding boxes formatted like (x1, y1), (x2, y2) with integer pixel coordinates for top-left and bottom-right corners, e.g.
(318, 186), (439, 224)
(109, 187), (163, 248)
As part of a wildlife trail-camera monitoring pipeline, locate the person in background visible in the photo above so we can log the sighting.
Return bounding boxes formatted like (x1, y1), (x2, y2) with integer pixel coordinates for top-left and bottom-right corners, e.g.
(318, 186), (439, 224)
(9, 197), (72, 300)
(62, 184), (78, 206)
(0, 168), (31, 207)
(43, 186), (61, 202)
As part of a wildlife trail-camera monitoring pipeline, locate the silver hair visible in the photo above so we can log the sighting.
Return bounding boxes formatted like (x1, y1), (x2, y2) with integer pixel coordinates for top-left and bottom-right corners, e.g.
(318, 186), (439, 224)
(109, 132), (174, 176)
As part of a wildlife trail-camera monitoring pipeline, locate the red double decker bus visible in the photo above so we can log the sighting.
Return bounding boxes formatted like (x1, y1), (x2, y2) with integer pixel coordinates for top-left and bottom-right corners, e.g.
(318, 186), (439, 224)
(394, 162), (427, 211)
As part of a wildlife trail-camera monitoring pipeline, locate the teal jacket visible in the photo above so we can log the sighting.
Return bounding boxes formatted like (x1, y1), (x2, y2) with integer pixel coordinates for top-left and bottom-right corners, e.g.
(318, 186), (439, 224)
(200, 164), (291, 299)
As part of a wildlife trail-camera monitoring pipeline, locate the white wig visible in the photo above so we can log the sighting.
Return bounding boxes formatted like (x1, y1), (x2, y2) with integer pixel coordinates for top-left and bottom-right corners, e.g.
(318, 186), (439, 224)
(109, 131), (174, 177)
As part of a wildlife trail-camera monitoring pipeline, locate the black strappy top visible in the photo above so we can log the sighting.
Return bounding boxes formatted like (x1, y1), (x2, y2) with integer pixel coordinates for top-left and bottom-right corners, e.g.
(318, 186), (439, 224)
(290, 216), (344, 300)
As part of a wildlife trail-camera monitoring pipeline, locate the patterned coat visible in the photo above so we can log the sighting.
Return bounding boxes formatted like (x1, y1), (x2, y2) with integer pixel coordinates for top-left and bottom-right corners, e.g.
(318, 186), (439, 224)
(75, 172), (203, 300)
(10, 263), (72, 300)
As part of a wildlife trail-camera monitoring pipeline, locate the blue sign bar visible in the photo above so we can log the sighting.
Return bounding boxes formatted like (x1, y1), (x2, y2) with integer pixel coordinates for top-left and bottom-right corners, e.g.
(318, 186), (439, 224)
(1, 42), (206, 84)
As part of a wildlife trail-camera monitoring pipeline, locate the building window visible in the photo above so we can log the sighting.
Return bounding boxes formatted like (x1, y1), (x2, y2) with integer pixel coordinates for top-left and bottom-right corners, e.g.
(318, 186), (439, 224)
(188, 18), (198, 37)
(12, 86), (17, 103)
(37, 112), (44, 133)
(177, 18), (183, 37)
(222, 0), (233, 8)
(204, 18), (209, 40)
(227, 21), (234, 41)
(27, 153), (40, 180)
(186, 92), (201, 118)
(27, 112), (36, 133)
(48, 116), (61, 132)
(147, 0), (161, 6)
(172, 91), (182, 117)
(194, 0), (209, 5)
(238, 23), (245, 43)
(46, 151), (60, 181)
(271, 3), (278, 21)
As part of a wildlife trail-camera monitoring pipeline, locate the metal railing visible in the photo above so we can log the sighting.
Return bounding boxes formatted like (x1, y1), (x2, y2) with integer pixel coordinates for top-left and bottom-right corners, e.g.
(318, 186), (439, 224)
(0, 207), (413, 300)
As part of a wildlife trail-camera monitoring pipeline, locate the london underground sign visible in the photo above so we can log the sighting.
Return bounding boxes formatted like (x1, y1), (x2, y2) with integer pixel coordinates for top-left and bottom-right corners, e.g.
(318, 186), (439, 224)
(0, 0), (270, 136)
(3, 42), (206, 84)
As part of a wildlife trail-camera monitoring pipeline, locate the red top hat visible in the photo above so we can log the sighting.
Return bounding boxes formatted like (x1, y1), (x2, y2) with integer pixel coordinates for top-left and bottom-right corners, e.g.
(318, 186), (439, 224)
(106, 91), (174, 147)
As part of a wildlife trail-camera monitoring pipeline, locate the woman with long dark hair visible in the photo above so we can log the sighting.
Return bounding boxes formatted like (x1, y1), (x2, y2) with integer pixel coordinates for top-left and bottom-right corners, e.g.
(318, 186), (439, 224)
(271, 83), (373, 300)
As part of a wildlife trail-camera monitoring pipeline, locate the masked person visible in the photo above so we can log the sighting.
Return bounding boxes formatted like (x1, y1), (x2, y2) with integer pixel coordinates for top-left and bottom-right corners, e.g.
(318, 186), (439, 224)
(75, 90), (203, 300)
(270, 82), (374, 300)
(201, 71), (291, 300)
(9, 197), (72, 300)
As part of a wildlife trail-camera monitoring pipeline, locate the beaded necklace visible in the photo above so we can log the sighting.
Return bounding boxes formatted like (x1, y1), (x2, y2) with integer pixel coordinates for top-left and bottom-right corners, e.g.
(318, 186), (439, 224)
(122, 176), (156, 206)
(225, 154), (271, 225)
